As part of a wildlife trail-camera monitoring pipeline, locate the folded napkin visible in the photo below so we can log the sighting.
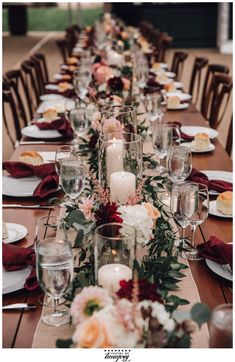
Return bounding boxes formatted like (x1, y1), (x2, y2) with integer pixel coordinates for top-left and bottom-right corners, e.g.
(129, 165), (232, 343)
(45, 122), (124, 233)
(198, 236), (233, 270)
(46, 87), (76, 99)
(3, 162), (59, 198)
(144, 78), (162, 95)
(167, 121), (194, 141)
(35, 115), (74, 139)
(187, 168), (233, 193)
(2, 243), (38, 291)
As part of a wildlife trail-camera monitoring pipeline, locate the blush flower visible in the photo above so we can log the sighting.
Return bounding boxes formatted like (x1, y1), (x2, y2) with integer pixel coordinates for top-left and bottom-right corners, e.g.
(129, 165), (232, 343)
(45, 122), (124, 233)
(102, 117), (122, 137)
(91, 111), (102, 131)
(122, 77), (131, 91)
(70, 286), (113, 325)
(95, 65), (114, 84)
(78, 195), (95, 221)
(142, 202), (160, 227)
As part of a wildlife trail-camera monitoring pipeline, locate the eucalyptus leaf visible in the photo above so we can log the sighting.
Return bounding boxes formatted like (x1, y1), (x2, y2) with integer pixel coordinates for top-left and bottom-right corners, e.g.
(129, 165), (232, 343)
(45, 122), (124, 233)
(190, 303), (211, 328)
(74, 229), (85, 248)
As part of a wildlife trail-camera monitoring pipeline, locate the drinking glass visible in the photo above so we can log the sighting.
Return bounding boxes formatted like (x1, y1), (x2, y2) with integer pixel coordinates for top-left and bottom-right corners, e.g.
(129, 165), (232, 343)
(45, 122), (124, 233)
(168, 145), (192, 182)
(185, 184), (209, 260)
(55, 145), (74, 177)
(170, 182), (199, 258)
(35, 216), (73, 326)
(60, 158), (85, 205)
(69, 108), (89, 146)
(145, 93), (162, 122)
(152, 123), (173, 174)
(209, 304), (233, 348)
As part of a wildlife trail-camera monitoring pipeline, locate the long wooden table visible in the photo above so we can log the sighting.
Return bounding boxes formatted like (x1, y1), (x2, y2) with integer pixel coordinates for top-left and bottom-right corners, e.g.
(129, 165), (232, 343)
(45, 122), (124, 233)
(2, 104), (232, 348)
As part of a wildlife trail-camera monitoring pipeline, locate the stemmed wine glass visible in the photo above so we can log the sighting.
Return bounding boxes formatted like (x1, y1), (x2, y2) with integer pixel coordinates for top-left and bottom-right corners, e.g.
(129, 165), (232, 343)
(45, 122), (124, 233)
(170, 182), (199, 258)
(168, 145), (192, 182)
(69, 107), (89, 148)
(185, 183), (209, 260)
(35, 216), (73, 326)
(152, 123), (173, 174)
(145, 93), (162, 122)
(60, 157), (85, 205)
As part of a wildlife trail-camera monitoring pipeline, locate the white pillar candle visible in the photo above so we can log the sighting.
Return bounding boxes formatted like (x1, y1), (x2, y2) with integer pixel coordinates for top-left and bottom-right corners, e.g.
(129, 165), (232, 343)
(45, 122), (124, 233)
(110, 171), (136, 204)
(106, 139), (124, 185)
(98, 263), (132, 293)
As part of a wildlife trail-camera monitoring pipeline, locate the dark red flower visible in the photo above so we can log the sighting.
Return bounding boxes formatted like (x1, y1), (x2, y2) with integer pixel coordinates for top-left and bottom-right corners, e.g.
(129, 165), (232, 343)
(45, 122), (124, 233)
(88, 134), (99, 150)
(108, 76), (124, 92)
(116, 279), (163, 303)
(95, 202), (123, 226)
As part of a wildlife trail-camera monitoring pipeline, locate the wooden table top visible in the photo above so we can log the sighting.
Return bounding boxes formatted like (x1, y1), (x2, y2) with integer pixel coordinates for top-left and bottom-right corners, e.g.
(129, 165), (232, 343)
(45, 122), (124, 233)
(2, 104), (233, 348)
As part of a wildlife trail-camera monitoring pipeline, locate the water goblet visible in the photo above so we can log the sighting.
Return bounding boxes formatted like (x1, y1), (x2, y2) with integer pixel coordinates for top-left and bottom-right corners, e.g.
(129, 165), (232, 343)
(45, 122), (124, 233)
(152, 123), (173, 174)
(69, 107), (89, 147)
(170, 182), (199, 258)
(60, 157), (85, 205)
(168, 145), (192, 182)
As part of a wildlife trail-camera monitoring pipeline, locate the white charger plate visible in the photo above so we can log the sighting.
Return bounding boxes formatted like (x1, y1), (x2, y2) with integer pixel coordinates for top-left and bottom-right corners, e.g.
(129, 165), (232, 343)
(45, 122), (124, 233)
(37, 99), (76, 114)
(2, 175), (41, 197)
(208, 200), (232, 219)
(45, 84), (59, 91)
(21, 125), (61, 139)
(183, 142), (215, 153)
(167, 103), (189, 110)
(3, 267), (32, 294)
(166, 92), (192, 101)
(180, 126), (219, 139)
(202, 170), (233, 196)
(3, 223), (28, 244)
(165, 71), (176, 78)
(205, 259), (233, 282)
(40, 94), (64, 102)
(174, 81), (183, 89)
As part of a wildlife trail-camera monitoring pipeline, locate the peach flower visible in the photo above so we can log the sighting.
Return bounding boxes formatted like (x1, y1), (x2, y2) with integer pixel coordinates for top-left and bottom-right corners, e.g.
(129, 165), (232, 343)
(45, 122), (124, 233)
(95, 66), (113, 85)
(143, 202), (160, 227)
(78, 195), (95, 220)
(73, 314), (113, 348)
(122, 77), (131, 91)
(102, 118), (122, 136)
(91, 111), (102, 131)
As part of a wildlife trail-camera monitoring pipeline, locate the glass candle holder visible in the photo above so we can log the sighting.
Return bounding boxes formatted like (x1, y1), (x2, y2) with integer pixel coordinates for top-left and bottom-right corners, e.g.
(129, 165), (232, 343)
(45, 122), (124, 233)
(98, 132), (143, 204)
(209, 304), (233, 348)
(101, 106), (138, 134)
(95, 223), (136, 293)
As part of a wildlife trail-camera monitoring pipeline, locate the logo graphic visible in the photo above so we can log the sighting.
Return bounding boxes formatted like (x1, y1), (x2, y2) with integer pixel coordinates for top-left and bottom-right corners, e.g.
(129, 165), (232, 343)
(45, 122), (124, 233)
(104, 349), (131, 362)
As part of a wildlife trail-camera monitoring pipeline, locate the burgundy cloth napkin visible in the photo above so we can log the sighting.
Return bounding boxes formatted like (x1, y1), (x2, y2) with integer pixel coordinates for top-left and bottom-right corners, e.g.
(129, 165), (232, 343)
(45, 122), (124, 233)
(35, 115), (74, 139)
(187, 168), (233, 193)
(198, 236), (233, 270)
(46, 87), (76, 98)
(3, 162), (59, 198)
(2, 243), (38, 291)
(167, 121), (194, 141)
(144, 78), (162, 95)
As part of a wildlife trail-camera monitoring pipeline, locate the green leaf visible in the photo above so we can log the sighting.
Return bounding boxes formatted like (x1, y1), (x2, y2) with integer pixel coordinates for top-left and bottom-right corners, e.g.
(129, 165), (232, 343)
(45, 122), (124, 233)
(74, 229), (84, 248)
(69, 210), (87, 225)
(190, 303), (211, 328)
(56, 338), (73, 348)
(175, 334), (191, 348)
(79, 248), (87, 264)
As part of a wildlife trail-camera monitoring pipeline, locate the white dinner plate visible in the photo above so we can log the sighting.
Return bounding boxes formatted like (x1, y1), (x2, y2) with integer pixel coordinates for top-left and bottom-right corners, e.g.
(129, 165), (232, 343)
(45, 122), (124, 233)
(40, 94), (64, 102)
(208, 200), (232, 218)
(54, 73), (71, 80)
(151, 63), (168, 71)
(167, 103), (189, 110)
(183, 142), (215, 153)
(37, 99), (76, 114)
(166, 92), (192, 101)
(3, 267), (32, 294)
(205, 259), (233, 282)
(3, 223), (28, 244)
(202, 170), (233, 196)
(2, 175), (41, 197)
(165, 71), (176, 78)
(180, 126), (219, 139)
(21, 125), (61, 139)
(45, 84), (59, 91)
(36, 117), (60, 123)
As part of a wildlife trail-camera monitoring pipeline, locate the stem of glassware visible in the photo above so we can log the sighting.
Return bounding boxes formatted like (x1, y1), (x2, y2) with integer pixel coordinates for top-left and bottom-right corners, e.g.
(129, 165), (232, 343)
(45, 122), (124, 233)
(53, 298), (59, 313)
(191, 225), (197, 248)
(182, 226), (186, 240)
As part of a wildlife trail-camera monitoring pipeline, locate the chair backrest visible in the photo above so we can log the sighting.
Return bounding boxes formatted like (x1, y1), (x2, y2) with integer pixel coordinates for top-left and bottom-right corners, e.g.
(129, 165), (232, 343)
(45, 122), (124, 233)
(21, 59), (41, 111)
(3, 69), (30, 126)
(157, 34), (173, 63)
(3, 80), (22, 146)
(171, 51), (188, 80)
(203, 73), (232, 129)
(55, 39), (70, 63)
(31, 52), (49, 84)
(189, 57), (209, 105)
(201, 63), (229, 116)
(225, 116), (233, 156)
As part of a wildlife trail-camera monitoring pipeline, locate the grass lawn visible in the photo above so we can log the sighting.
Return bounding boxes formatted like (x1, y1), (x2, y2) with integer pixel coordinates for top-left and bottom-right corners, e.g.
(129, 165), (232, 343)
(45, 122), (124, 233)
(2, 6), (103, 32)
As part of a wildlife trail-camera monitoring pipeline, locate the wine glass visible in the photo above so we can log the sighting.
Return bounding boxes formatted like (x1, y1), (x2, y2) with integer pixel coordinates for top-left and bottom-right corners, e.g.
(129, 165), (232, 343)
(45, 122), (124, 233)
(55, 145), (74, 177)
(209, 304), (233, 348)
(185, 183), (209, 260)
(168, 145), (192, 182)
(170, 182), (199, 258)
(60, 157), (85, 205)
(69, 108), (89, 147)
(145, 93), (162, 122)
(152, 123), (173, 174)
(35, 216), (73, 326)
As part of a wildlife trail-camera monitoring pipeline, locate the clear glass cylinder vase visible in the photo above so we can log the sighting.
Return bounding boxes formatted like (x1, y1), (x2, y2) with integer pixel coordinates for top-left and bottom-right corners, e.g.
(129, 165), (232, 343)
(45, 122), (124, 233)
(95, 223), (136, 293)
(98, 132), (143, 205)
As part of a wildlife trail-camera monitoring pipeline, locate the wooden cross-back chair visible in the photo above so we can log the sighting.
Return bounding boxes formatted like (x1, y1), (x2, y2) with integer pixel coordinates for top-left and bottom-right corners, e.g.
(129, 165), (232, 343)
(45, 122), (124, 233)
(201, 63), (230, 117)
(3, 80), (22, 147)
(157, 34), (173, 63)
(171, 51), (188, 81)
(31, 52), (49, 87)
(202, 73), (232, 130)
(3, 69), (31, 125)
(21, 59), (41, 111)
(55, 39), (71, 63)
(189, 57), (209, 105)
(225, 116), (233, 157)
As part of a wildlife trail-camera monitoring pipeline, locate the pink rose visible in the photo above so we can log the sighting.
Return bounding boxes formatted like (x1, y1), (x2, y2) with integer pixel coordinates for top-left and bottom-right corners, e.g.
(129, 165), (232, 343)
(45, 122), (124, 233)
(95, 66), (113, 85)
